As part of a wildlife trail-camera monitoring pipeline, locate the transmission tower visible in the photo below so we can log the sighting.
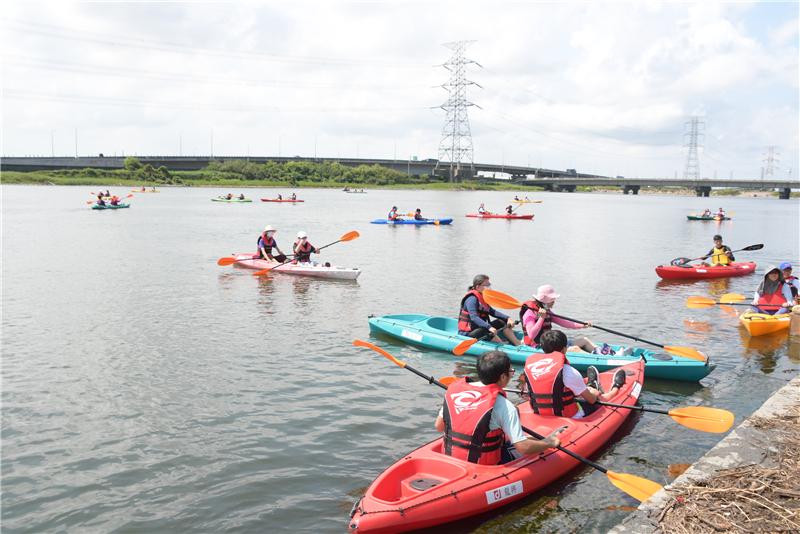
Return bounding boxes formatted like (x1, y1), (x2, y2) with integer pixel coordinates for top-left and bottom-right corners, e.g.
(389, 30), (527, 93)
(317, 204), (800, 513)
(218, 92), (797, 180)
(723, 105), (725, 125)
(436, 41), (481, 182)
(762, 146), (779, 178)
(682, 116), (704, 180)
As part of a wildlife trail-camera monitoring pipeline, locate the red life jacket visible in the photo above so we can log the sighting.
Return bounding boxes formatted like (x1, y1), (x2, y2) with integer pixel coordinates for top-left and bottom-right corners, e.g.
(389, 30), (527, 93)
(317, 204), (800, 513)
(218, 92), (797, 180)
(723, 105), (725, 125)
(441, 378), (506, 465)
(257, 233), (277, 258)
(519, 300), (551, 346)
(523, 351), (578, 417)
(458, 290), (490, 334)
(294, 240), (314, 262)
(758, 282), (786, 313)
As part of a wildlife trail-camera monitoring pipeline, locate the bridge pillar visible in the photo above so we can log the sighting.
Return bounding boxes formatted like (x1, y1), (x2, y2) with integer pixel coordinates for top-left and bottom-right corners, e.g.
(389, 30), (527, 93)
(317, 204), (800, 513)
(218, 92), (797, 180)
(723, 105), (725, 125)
(556, 185), (576, 193)
(543, 184), (555, 192)
(779, 188), (791, 200)
(623, 185), (640, 195)
(695, 186), (711, 197)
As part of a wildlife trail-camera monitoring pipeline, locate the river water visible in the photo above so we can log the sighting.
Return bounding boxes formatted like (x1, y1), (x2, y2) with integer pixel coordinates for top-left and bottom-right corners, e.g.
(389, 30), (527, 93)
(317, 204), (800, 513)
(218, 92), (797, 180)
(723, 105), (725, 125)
(2, 185), (799, 533)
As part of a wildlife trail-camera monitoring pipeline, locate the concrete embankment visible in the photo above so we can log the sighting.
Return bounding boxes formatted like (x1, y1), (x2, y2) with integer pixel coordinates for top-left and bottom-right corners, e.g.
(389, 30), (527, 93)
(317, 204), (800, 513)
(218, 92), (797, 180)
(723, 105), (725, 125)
(609, 375), (800, 534)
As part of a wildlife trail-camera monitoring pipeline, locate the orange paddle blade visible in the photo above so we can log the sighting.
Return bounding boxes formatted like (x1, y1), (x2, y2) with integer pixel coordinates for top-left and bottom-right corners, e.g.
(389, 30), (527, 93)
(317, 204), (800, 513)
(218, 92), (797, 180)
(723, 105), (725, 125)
(453, 337), (480, 356)
(340, 230), (360, 242)
(483, 288), (523, 309)
(663, 346), (707, 362)
(217, 257), (238, 266)
(438, 376), (458, 386)
(607, 471), (663, 502)
(686, 296), (716, 308)
(252, 268), (271, 276)
(353, 339), (406, 368)
(667, 407), (734, 433)
(719, 293), (746, 304)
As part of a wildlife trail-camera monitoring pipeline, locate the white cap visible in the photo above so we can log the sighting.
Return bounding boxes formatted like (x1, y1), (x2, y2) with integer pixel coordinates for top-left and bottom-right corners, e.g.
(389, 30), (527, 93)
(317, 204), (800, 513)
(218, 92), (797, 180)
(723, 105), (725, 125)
(264, 225), (275, 232)
(297, 231), (307, 239)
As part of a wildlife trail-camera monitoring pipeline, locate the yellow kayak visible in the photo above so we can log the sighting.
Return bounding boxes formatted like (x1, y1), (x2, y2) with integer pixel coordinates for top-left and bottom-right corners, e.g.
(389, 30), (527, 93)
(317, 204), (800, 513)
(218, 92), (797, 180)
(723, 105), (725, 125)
(739, 311), (791, 337)
(511, 199), (542, 204)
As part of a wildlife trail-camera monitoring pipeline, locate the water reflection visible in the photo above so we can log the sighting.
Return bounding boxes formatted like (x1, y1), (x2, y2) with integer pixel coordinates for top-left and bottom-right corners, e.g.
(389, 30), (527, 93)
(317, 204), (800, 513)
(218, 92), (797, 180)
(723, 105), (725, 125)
(738, 329), (787, 373)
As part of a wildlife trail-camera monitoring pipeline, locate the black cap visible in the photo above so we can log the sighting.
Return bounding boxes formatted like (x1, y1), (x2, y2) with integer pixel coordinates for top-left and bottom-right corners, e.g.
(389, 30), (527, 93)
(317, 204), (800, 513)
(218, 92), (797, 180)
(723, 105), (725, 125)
(713, 234), (722, 240)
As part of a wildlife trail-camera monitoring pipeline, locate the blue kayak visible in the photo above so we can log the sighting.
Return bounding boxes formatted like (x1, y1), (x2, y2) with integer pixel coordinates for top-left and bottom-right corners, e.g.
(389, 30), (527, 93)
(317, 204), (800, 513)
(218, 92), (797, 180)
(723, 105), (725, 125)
(367, 314), (713, 382)
(370, 218), (453, 225)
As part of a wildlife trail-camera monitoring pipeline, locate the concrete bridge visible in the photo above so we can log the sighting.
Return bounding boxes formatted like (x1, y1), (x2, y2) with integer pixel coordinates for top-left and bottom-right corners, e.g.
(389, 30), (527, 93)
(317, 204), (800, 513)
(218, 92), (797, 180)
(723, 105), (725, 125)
(2, 155), (797, 198)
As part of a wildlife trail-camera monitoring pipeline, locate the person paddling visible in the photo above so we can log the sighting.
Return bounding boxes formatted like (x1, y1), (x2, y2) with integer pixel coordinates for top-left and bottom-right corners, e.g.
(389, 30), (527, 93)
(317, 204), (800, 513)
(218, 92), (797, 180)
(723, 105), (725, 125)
(701, 234), (734, 266)
(226, 193), (233, 200)
(751, 266), (793, 315)
(435, 350), (563, 464)
(520, 330), (626, 419)
(505, 205), (514, 215)
(257, 225), (287, 263)
(293, 231), (319, 263)
(780, 262), (799, 304)
(291, 192), (297, 200)
(478, 203), (487, 214)
(414, 208), (424, 221)
(715, 207), (726, 219)
(96, 194), (106, 206)
(277, 193), (283, 200)
(458, 275), (521, 346)
(238, 193), (245, 200)
(520, 285), (611, 354)
(109, 195), (120, 206)
(387, 206), (402, 221)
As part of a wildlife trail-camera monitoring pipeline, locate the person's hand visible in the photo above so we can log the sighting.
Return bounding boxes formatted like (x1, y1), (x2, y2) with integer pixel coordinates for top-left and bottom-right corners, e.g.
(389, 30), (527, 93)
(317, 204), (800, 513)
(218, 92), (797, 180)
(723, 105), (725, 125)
(585, 321), (593, 328)
(537, 308), (547, 317)
(506, 318), (515, 328)
(751, 300), (758, 306)
(783, 302), (792, 308)
(543, 425), (567, 448)
(489, 327), (497, 335)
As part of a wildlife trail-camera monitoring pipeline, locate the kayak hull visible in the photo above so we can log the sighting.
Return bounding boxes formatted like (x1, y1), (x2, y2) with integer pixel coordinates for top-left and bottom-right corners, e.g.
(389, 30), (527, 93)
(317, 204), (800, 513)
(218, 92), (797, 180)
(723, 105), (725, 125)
(367, 314), (712, 382)
(348, 360), (644, 533)
(655, 262), (756, 280)
(261, 199), (304, 202)
(686, 215), (731, 221)
(212, 198), (252, 203)
(131, 190), (159, 193)
(92, 203), (130, 210)
(232, 253), (360, 280)
(465, 214), (534, 220)
(370, 219), (453, 225)
(739, 311), (791, 336)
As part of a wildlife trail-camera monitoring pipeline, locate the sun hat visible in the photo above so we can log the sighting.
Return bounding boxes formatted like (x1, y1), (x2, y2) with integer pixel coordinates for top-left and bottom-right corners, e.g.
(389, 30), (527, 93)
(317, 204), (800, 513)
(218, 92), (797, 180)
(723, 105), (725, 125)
(534, 284), (560, 303)
(297, 231), (307, 239)
(264, 225), (275, 232)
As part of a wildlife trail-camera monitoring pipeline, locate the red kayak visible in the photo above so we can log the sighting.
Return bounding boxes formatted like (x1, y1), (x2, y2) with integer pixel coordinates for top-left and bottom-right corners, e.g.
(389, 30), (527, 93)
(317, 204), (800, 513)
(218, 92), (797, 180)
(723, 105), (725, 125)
(261, 198), (304, 203)
(655, 261), (756, 280)
(465, 213), (534, 220)
(348, 360), (643, 533)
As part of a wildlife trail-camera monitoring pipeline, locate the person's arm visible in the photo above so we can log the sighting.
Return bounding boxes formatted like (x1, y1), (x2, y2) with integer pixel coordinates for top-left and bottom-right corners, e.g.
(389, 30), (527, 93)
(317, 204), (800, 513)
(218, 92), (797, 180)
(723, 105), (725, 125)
(465, 297), (491, 330)
(497, 402), (562, 455)
(701, 248), (714, 260)
(488, 307), (509, 322)
(726, 246), (735, 261)
(525, 312), (545, 343)
(551, 315), (586, 329)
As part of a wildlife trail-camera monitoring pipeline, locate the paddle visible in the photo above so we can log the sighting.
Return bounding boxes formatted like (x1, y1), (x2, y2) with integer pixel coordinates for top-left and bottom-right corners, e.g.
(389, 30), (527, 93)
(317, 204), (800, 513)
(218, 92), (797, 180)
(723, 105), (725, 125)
(452, 320), (521, 356)
(686, 296), (785, 311)
(218, 253), (291, 266)
(482, 289), (707, 362)
(438, 376), (733, 433)
(252, 230), (360, 276)
(673, 243), (764, 265)
(354, 339), (663, 502)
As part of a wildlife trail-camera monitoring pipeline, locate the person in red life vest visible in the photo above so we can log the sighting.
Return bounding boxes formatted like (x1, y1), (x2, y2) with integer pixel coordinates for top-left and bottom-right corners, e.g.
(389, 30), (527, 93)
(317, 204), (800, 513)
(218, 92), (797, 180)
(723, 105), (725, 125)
(257, 225), (287, 263)
(292, 231), (319, 263)
(109, 195), (120, 206)
(521, 330), (626, 419)
(751, 266), (794, 315)
(520, 285), (608, 354)
(96, 193), (106, 207)
(387, 206), (402, 221)
(780, 262), (799, 304)
(459, 275), (521, 346)
(435, 350), (564, 464)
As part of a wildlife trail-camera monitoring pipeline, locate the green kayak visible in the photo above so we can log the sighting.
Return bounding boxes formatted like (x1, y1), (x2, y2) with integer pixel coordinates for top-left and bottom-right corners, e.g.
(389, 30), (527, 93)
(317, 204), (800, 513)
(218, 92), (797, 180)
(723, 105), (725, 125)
(212, 197), (252, 203)
(367, 314), (714, 382)
(687, 215), (731, 221)
(92, 203), (130, 210)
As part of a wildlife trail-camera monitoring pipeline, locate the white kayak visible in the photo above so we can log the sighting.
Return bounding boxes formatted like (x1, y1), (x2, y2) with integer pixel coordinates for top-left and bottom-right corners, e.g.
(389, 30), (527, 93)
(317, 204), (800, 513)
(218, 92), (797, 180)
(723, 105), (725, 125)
(232, 253), (361, 280)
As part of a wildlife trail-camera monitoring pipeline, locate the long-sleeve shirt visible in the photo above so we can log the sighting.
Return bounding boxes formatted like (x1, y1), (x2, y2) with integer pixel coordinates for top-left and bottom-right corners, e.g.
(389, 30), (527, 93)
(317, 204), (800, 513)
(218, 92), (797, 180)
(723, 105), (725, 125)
(464, 295), (508, 329)
(751, 284), (794, 315)
(522, 309), (584, 347)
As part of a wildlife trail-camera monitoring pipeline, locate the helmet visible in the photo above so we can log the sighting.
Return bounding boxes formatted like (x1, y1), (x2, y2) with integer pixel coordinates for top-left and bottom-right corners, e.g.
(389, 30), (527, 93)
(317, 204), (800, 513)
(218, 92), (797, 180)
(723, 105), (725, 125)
(264, 225), (275, 233)
(297, 231), (307, 239)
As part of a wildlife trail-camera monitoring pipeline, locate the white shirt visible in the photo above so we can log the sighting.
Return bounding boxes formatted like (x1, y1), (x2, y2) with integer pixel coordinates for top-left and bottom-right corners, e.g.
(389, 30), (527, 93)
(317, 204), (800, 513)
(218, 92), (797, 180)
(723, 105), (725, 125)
(438, 382), (527, 444)
(562, 364), (587, 396)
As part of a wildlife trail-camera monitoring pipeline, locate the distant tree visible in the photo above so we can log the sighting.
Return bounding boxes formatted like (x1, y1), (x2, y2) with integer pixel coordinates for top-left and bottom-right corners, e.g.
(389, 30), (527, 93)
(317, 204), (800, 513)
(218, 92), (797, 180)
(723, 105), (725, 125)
(124, 157), (142, 172)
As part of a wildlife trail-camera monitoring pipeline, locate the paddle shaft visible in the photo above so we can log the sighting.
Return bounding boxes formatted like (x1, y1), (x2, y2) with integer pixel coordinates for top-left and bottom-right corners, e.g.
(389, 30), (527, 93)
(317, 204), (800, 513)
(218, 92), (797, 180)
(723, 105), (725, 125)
(552, 312), (664, 351)
(690, 243), (762, 262)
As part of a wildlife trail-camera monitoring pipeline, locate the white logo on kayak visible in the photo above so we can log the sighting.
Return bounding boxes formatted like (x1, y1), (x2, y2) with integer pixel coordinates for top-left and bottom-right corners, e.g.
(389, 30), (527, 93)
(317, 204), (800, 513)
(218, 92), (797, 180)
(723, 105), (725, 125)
(526, 358), (557, 378)
(450, 391), (487, 414)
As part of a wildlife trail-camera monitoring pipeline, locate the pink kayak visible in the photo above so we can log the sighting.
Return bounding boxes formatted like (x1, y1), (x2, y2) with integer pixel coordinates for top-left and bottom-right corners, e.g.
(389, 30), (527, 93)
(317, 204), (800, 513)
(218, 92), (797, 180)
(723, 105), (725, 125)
(261, 198), (304, 203)
(232, 253), (360, 280)
(465, 213), (534, 220)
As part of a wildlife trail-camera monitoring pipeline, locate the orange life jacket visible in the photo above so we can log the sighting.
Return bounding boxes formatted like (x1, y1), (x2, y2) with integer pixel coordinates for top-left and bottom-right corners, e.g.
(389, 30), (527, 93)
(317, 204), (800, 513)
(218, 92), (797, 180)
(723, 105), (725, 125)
(458, 290), (490, 334)
(441, 378), (506, 465)
(523, 351), (578, 417)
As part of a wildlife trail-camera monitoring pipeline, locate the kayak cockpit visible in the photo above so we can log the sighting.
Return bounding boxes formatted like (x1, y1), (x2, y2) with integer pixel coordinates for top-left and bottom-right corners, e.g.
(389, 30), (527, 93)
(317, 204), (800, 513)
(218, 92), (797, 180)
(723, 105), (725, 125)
(424, 316), (457, 333)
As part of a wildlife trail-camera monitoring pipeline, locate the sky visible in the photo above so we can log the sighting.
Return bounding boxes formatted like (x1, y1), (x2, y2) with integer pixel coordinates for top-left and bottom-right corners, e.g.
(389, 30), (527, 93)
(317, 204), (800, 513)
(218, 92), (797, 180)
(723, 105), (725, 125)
(1, 1), (798, 179)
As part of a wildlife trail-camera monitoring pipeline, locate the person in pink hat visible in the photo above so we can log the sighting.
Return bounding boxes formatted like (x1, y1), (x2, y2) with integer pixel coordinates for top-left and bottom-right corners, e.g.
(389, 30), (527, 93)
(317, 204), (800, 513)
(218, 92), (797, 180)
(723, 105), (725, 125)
(518, 284), (599, 353)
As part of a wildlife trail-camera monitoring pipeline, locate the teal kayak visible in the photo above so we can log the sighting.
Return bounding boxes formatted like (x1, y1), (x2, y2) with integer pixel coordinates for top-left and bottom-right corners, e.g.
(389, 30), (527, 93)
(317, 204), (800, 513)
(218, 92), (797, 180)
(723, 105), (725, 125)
(370, 218), (453, 225)
(91, 203), (130, 210)
(368, 314), (713, 382)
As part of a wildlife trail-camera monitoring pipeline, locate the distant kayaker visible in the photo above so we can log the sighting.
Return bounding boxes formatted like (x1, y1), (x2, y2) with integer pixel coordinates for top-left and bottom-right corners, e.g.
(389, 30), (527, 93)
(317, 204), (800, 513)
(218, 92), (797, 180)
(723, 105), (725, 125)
(291, 192), (297, 200)
(414, 208), (424, 221)
(151, 186), (157, 192)
(435, 350), (564, 464)
(478, 203), (487, 214)
(514, 195), (520, 201)
(226, 193), (233, 200)
(519, 285), (601, 354)
(701, 208), (712, 217)
(715, 207), (726, 218)
(751, 266), (793, 315)
(458, 275), (521, 346)
(96, 195), (106, 206)
(109, 196), (120, 206)
(105, 190), (111, 197)
(277, 194), (283, 200)
(293, 231), (319, 263)
(257, 225), (287, 263)
(141, 186), (146, 192)
(388, 206), (402, 221)
(238, 193), (245, 200)
(505, 205), (514, 215)
(780, 262), (799, 303)
(701, 234), (734, 266)
(521, 330), (626, 419)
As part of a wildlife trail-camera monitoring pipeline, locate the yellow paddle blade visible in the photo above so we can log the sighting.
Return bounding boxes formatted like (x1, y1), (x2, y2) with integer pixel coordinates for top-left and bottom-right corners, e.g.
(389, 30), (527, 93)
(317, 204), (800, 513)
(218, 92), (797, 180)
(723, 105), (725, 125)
(607, 471), (663, 502)
(686, 296), (716, 308)
(686, 301), (715, 309)
(719, 293), (746, 304)
(453, 337), (479, 356)
(483, 288), (523, 309)
(667, 407), (734, 433)
(663, 346), (707, 362)
(352, 339), (407, 368)
(340, 230), (360, 242)
(438, 376), (458, 386)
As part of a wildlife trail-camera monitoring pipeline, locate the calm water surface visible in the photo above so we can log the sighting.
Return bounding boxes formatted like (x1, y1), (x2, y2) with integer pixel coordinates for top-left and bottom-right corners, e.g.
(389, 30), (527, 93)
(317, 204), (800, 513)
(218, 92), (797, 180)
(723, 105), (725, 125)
(2, 185), (799, 533)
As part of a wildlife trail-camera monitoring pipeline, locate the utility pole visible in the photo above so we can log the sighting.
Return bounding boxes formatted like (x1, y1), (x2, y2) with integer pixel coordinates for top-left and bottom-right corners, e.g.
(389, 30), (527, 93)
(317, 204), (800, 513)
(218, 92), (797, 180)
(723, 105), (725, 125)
(210, 129), (214, 158)
(179, 133), (182, 157)
(682, 116), (704, 180)
(314, 135), (317, 159)
(762, 145), (779, 178)
(436, 40), (481, 182)
(74, 128), (78, 158)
